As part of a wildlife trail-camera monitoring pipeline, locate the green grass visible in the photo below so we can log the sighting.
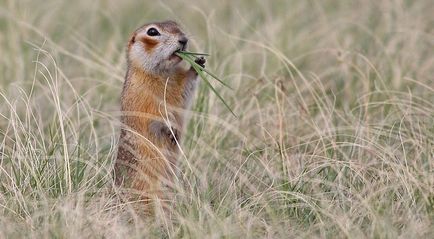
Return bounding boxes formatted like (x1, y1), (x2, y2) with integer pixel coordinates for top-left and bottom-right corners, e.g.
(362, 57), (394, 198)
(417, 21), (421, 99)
(175, 50), (236, 116)
(0, 0), (433, 238)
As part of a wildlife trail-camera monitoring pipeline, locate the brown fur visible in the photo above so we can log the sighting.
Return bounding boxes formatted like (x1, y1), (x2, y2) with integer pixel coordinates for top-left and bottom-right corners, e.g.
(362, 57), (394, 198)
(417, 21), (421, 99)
(114, 21), (197, 213)
(115, 67), (190, 201)
(128, 32), (137, 48)
(141, 37), (158, 53)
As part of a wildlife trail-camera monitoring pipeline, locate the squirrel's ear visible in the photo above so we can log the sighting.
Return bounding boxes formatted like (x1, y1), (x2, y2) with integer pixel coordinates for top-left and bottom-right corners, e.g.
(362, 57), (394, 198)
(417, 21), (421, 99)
(128, 32), (137, 48)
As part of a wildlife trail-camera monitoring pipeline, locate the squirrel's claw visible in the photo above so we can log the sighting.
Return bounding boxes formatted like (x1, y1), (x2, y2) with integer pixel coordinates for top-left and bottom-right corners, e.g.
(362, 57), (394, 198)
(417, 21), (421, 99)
(162, 126), (179, 145)
(149, 120), (180, 145)
(195, 57), (206, 68)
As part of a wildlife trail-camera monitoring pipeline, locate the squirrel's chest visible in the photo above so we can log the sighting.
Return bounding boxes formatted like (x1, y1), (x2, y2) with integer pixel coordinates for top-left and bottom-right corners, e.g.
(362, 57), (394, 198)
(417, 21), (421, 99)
(125, 84), (184, 126)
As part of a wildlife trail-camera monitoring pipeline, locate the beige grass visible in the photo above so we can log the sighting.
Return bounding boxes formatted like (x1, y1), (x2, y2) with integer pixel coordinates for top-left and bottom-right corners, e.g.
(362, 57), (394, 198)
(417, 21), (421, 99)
(0, 0), (433, 238)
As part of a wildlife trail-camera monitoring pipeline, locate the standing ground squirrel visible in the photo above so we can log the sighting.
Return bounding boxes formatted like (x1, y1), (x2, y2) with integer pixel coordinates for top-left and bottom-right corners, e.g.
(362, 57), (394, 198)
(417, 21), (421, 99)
(114, 20), (205, 210)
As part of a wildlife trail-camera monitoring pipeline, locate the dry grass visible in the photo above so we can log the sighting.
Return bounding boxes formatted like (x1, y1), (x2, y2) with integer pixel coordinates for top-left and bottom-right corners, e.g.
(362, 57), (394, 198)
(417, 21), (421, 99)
(0, 0), (433, 238)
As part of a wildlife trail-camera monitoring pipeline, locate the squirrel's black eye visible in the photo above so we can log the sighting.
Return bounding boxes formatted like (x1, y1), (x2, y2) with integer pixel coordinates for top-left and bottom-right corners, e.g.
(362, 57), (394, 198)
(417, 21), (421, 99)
(147, 28), (160, 36)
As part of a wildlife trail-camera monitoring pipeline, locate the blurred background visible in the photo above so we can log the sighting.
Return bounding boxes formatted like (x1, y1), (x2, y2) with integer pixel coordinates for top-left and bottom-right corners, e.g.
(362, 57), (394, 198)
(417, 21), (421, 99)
(0, 0), (433, 238)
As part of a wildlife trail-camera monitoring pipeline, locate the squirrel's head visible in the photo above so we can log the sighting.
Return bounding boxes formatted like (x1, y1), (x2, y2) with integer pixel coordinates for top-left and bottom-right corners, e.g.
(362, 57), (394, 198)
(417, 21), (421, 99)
(127, 20), (188, 75)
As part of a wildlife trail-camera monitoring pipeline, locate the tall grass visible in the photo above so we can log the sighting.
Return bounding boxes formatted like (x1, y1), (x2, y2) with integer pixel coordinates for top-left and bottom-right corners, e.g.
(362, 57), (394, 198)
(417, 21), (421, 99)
(0, 0), (433, 238)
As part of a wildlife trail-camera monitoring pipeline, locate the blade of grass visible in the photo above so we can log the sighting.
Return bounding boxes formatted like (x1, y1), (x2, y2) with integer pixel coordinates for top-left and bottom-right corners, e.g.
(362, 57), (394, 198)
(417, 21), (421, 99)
(175, 52), (232, 89)
(193, 64), (237, 117)
(201, 66), (233, 90)
(177, 51), (210, 56)
(176, 52), (237, 117)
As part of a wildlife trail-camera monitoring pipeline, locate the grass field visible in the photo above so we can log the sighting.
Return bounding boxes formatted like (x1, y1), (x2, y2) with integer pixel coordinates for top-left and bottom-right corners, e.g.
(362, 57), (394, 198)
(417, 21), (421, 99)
(0, 0), (433, 238)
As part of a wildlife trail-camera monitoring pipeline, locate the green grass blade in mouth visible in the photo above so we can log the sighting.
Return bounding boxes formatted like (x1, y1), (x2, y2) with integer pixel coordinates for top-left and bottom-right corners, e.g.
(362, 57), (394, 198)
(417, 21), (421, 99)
(193, 63), (237, 118)
(175, 52), (237, 117)
(175, 52), (232, 89)
(177, 51), (210, 56)
(200, 67), (232, 90)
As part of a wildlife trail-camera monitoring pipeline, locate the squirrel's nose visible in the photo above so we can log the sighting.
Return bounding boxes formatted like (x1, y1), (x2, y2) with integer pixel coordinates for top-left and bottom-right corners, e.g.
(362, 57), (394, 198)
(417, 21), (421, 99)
(178, 37), (188, 47)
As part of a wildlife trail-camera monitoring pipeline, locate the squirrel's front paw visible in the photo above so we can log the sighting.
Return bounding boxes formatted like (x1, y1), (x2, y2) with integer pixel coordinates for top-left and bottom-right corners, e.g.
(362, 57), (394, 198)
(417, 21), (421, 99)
(149, 120), (179, 145)
(195, 57), (206, 68)
(164, 127), (179, 146)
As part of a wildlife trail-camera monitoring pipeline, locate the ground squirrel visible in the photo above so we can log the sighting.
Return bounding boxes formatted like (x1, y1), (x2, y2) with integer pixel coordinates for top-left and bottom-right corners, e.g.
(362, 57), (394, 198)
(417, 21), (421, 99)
(114, 20), (205, 210)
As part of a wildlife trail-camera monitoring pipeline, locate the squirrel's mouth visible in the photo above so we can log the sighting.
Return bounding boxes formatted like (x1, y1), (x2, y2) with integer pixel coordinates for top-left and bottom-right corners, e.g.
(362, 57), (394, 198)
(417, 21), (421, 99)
(170, 45), (186, 61)
(169, 49), (183, 62)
